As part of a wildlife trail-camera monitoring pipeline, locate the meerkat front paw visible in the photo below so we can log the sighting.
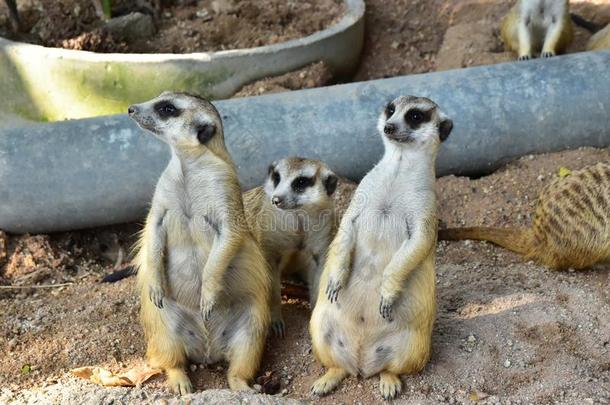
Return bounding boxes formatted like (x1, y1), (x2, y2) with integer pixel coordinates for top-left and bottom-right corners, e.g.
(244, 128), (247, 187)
(540, 51), (555, 58)
(200, 292), (218, 321)
(379, 295), (396, 322)
(518, 54), (532, 61)
(149, 285), (165, 308)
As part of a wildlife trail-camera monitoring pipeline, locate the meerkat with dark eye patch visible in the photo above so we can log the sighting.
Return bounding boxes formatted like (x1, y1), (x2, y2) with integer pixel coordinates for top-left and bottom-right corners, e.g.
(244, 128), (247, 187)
(243, 157), (338, 337)
(128, 92), (270, 395)
(439, 162), (610, 270)
(501, 0), (573, 60)
(309, 96), (453, 400)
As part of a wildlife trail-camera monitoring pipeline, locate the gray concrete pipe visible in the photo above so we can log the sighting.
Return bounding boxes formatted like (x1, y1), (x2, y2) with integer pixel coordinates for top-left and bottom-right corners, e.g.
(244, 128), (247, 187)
(1, 50), (609, 233)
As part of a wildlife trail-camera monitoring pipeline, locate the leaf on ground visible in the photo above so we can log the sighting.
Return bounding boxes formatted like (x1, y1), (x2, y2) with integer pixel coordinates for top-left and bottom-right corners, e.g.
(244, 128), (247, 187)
(468, 389), (489, 402)
(21, 364), (31, 375)
(71, 364), (161, 387)
(558, 167), (572, 178)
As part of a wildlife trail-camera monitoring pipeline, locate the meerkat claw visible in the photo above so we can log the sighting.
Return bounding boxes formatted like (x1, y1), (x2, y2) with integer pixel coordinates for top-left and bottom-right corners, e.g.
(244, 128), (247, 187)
(200, 299), (216, 321)
(379, 296), (394, 322)
(271, 319), (286, 338)
(149, 286), (164, 308)
(541, 51), (555, 58)
(518, 55), (532, 61)
(325, 278), (343, 303)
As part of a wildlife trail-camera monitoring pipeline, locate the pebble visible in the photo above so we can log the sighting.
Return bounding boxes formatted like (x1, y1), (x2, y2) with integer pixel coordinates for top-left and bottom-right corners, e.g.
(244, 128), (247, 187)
(190, 364), (197, 372)
(504, 359), (511, 368)
(253, 384), (262, 392)
(467, 334), (476, 343)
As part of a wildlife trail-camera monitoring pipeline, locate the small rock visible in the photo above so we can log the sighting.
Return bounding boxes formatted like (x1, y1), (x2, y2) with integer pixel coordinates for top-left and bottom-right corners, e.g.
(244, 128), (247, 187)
(253, 384), (262, 392)
(104, 12), (155, 41)
(467, 334), (476, 343)
(211, 0), (236, 14)
(8, 337), (18, 349)
(190, 364), (197, 372)
(504, 359), (511, 368)
(391, 41), (400, 49)
(196, 9), (213, 22)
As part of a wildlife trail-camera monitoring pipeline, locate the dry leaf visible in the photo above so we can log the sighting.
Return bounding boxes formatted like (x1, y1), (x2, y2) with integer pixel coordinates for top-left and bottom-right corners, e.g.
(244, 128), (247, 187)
(71, 364), (161, 387)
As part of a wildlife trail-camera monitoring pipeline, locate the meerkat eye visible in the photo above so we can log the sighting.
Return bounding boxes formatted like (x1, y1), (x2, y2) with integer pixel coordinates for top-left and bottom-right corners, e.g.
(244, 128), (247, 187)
(385, 103), (395, 118)
(291, 176), (315, 193)
(271, 171), (280, 187)
(405, 109), (427, 127)
(154, 100), (180, 119)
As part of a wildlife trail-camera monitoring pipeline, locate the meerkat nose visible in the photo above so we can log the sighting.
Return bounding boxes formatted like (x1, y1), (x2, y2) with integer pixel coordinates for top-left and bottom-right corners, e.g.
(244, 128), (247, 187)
(127, 105), (137, 115)
(272, 196), (283, 206)
(384, 123), (396, 135)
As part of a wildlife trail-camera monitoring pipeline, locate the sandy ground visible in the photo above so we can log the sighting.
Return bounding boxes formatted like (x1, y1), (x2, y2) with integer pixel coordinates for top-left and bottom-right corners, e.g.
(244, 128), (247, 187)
(2, 148), (609, 404)
(1, 0), (610, 404)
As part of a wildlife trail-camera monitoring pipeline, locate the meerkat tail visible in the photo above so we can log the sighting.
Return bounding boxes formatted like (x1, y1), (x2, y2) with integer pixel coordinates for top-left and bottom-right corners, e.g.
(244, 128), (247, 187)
(570, 14), (602, 33)
(438, 227), (530, 256)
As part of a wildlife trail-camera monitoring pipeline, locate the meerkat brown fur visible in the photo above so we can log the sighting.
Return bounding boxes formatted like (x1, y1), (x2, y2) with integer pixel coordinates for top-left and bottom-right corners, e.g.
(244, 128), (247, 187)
(439, 162), (610, 270)
(129, 92), (270, 394)
(243, 157), (338, 337)
(501, 0), (573, 60)
(310, 96), (453, 400)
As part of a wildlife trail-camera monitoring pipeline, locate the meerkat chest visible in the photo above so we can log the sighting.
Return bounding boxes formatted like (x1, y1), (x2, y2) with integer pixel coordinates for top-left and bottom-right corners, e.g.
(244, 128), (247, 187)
(521, 0), (562, 28)
(356, 170), (416, 246)
(159, 173), (225, 251)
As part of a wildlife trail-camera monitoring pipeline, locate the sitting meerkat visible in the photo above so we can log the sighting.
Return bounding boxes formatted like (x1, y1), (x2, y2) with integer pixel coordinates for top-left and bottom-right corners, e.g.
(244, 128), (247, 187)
(501, 0), (573, 60)
(310, 96), (453, 400)
(243, 157), (338, 337)
(128, 92), (270, 394)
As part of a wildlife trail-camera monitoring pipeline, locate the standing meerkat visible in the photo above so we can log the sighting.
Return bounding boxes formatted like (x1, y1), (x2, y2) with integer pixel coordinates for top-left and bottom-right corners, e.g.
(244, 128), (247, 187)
(243, 157), (338, 337)
(501, 0), (574, 60)
(128, 92), (270, 394)
(310, 96), (453, 400)
(439, 162), (610, 270)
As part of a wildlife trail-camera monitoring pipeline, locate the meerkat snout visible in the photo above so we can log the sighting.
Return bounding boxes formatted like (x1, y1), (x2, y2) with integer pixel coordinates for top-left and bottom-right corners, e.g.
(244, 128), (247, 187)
(383, 123), (397, 135)
(271, 195), (284, 207)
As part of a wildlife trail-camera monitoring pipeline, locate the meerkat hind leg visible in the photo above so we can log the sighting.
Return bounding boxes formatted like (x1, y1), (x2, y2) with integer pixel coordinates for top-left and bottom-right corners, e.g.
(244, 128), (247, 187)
(311, 367), (349, 396)
(166, 367), (193, 395)
(379, 371), (402, 400)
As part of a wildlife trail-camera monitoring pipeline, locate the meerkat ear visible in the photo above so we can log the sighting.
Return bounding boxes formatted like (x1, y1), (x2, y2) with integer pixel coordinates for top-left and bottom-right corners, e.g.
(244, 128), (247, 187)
(267, 162), (277, 176)
(324, 173), (338, 196)
(196, 123), (216, 144)
(439, 118), (453, 142)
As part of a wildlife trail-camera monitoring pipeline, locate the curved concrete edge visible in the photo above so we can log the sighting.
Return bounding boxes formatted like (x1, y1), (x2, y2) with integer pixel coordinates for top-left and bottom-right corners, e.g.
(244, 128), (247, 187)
(0, 0), (364, 122)
(1, 50), (609, 233)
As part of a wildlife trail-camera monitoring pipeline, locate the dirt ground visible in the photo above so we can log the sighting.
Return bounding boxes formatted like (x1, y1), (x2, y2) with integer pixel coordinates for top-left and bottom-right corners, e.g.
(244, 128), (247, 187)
(0, 0), (344, 53)
(1, 0), (610, 404)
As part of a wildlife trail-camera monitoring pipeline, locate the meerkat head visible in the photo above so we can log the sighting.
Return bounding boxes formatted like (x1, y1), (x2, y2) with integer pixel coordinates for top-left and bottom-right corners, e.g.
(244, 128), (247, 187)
(128, 91), (225, 155)
(264, 157), (338, 211)
(377, 95), (453, 150)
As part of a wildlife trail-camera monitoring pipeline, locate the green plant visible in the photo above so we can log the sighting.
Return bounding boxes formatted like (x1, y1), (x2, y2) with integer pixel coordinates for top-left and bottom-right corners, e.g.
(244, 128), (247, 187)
(102, 0), (112, 19)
